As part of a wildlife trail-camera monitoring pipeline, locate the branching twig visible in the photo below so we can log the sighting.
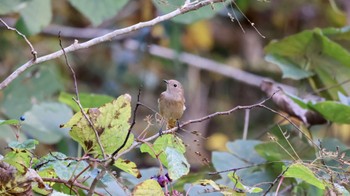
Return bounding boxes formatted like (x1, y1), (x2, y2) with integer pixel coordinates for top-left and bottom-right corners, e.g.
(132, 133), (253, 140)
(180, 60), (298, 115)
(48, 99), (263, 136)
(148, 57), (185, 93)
(0, 0), (226, 90)
(114, 91), (281, 160)
(263, 166), (290, 196)
(58, 33), (106, 158)
(88, 88), (142, 196)
(0, 18), (37, 61)
(258, 105), (320, 149)
(41, 177), (104, 196)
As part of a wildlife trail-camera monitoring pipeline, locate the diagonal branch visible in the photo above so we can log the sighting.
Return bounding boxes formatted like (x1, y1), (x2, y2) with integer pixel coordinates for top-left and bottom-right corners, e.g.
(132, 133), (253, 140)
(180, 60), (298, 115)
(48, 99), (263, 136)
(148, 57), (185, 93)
(0, 0), (226, 90)
(0, 18), (37, 60)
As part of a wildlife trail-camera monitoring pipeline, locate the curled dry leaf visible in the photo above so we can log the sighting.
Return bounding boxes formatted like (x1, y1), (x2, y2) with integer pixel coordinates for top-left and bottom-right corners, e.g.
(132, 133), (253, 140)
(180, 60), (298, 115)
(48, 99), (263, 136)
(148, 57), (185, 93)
(260, 79), (327, 126)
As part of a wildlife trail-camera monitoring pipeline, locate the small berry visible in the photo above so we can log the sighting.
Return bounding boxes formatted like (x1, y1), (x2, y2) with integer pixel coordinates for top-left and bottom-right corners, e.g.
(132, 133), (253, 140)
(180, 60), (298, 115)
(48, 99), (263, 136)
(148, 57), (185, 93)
(157, 175), (170, 187)
(20, 116), (25, 121)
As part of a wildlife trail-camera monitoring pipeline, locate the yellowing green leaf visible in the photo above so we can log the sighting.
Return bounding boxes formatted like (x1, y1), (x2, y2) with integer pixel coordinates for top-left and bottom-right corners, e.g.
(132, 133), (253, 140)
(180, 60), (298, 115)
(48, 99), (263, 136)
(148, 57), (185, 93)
(62, 94), (132, 156)
(114, 158), (141, 178)
(133, 179), (164, 196)
(283, 163), (325, 190)
(4, 150), (32, 173)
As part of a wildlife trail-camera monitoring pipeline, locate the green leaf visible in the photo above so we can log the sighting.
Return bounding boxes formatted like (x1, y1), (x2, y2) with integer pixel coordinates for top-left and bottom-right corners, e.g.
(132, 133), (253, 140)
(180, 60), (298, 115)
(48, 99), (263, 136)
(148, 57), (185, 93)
(226, 140), (265, 163)
(255, 142), (294, 161)
(1, 65), (63, 119)
(0, 119), (20, 126)
(283, 163), (325, 190)
(0, 0), (32, 14)
(140, 134), (186, 167)
(21, 102), (73, 144)
(8, 139), (38, 150)
(189, 179), (237, 195)
(132, 179), (164, 196)
(62, 94), (132, 156)
(152, 0), (226, 24)
(309, 101), (350, 124)
(265, 29), (350, 97)
(165, 147), (190, 180)
(68, 0), (128, 26)
(58, 92), (114, 112)
(228, 172), (263, 193)
(52, 160), (89, 181)
(114, 158), (141, 178)
(15, 0), (52, 35)
(4, 149), (33, 173)
(35, 152), (89, 181)
(265, 54), (314, 80)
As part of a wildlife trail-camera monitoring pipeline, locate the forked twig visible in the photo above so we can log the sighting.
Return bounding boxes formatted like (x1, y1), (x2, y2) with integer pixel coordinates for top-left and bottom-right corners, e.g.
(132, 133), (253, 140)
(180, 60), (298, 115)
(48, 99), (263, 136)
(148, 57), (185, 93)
(0, 18), (37, 60)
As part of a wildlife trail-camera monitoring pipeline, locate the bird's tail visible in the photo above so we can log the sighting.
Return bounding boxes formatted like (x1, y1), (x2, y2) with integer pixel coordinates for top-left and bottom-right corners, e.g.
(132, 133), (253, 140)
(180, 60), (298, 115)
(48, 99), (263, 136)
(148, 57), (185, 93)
(166, 119), (177, 129)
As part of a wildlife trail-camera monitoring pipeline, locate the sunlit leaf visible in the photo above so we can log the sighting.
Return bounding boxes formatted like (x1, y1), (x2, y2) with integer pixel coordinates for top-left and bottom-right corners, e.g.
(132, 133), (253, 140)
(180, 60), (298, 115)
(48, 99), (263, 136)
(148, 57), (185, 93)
(4, 149), (33, 173)
(114, 158), (141, 178)
(132, 179), (164, 196)
(62, 94), (132, 156)
(0, 119), (20, 126)
(283, 163), (325, 190)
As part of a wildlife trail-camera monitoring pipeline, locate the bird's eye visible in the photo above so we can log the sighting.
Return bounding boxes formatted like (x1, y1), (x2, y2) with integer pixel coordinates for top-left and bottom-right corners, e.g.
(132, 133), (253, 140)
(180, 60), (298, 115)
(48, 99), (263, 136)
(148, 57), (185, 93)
(173, 84), (177, 87)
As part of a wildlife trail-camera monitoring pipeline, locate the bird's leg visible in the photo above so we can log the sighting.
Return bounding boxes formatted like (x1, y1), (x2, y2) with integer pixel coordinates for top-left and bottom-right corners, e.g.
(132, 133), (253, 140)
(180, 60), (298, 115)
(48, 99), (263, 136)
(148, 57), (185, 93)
(176, 120), (181, 132)
(158, 119), (165, 136)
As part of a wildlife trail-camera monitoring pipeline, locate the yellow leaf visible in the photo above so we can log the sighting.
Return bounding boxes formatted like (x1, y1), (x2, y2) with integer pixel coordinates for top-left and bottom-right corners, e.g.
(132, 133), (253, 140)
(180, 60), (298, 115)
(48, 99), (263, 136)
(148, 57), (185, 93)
(183, 20), (213, 52)
(133, 179), (164, 196)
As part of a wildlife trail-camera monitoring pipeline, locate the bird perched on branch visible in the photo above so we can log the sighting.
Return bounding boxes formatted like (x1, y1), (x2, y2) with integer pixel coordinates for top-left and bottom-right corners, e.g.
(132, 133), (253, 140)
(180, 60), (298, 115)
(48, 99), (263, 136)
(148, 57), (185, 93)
(158, 79), (186, 134)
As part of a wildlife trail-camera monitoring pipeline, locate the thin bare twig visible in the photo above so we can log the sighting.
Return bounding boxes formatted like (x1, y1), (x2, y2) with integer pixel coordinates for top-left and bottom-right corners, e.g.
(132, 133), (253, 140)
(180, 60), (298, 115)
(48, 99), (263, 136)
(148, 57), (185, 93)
(263, 166), (290, 196)
(114, 91), (281, 160)
(258, 104), (320, 149)
(58, 33), (106, 159)
(41, 177), (104, 196)
(0, 18), (37, 61)
(242, 109), (249, 140)
(0, 0), (226, 90)
(87, 168), (107, 196)
(88, 88), (142, 196)
(112, 88), (142, 158)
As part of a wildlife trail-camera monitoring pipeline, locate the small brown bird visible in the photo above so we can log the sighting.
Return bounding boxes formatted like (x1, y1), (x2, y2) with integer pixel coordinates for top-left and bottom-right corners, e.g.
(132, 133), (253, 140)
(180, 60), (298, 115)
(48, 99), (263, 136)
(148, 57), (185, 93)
(158, 79), (186, 133)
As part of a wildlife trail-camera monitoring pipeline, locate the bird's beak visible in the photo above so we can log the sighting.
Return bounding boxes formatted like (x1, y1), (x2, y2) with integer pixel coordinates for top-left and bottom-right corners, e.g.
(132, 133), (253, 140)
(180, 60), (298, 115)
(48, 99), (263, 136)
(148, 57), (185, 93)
(163, 79), (168, 84)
